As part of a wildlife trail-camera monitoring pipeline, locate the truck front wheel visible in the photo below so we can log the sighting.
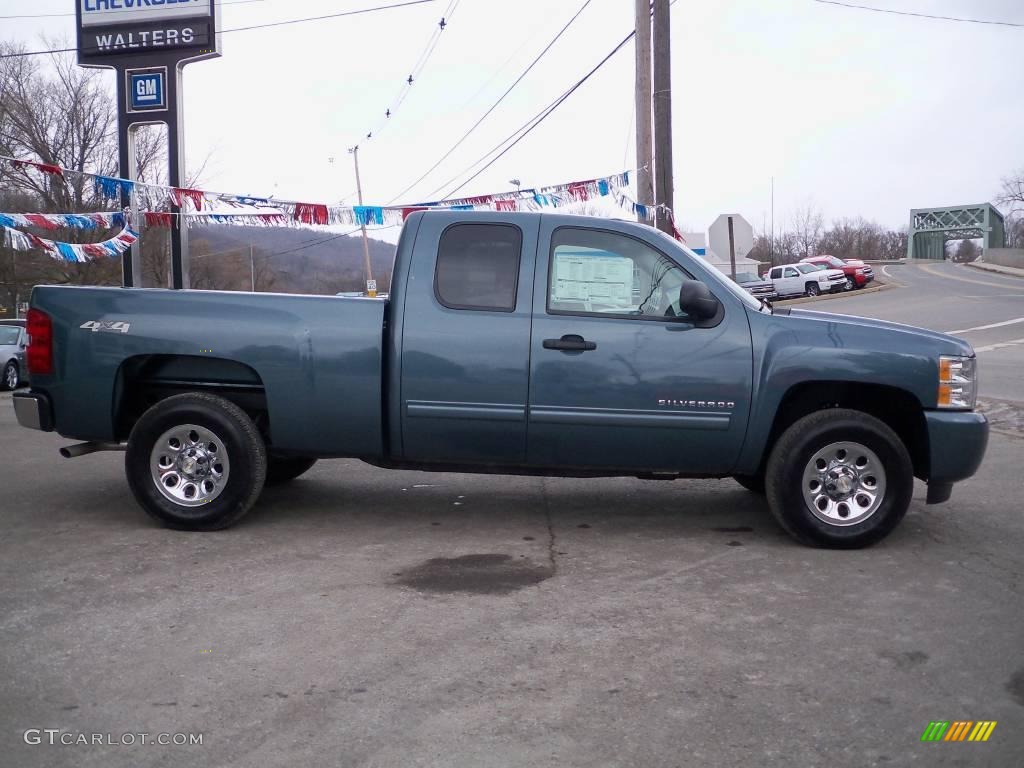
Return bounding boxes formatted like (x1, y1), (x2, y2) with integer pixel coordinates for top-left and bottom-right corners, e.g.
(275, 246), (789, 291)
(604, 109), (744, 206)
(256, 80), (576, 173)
(765, 409), (913, 548)
(125, 393), (267, 531)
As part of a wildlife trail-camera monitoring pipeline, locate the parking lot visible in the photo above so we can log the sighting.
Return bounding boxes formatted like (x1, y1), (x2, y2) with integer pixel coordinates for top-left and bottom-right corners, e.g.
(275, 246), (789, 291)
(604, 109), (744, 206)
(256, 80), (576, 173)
(1, 261), (1023, 767)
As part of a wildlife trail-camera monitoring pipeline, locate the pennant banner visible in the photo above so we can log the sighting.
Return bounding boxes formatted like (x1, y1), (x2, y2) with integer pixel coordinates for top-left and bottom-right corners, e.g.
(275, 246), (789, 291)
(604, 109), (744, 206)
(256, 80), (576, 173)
(0, 212), (125, 231)
(1, 155), (684, 242)
(0, 223), (138, 263)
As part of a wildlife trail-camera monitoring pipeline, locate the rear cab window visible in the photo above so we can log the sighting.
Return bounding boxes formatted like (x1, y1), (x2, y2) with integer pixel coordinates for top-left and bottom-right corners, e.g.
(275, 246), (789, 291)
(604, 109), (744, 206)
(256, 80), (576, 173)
(434, 223), (522, 312)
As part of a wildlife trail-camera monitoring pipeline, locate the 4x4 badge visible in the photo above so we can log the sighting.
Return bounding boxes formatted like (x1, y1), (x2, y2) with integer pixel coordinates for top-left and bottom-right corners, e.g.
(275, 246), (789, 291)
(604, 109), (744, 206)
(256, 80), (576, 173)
(80, 320), (131, 334)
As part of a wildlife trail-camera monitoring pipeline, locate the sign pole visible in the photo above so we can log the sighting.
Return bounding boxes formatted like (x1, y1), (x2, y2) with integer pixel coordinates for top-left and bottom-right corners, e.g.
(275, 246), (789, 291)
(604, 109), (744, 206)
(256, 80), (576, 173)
(167, 66), (188, 289)
(76, 0), (221, 289)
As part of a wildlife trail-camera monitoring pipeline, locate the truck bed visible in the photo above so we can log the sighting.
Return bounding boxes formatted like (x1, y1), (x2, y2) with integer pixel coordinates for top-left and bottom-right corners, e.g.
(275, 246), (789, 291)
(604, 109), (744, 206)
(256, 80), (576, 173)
(29, 286), (387, 457)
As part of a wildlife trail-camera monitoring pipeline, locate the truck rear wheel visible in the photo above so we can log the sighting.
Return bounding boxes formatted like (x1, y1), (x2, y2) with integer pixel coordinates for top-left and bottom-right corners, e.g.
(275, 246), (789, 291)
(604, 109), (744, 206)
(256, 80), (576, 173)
(266, 456), (318, 485)
(125, 393), (266, 531)
(805, 282), (820, 297)
(765, 408), (913, 548)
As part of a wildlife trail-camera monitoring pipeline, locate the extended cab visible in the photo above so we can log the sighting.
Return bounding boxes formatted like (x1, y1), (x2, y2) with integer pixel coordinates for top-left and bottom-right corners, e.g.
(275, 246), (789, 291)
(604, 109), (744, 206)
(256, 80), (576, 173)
(13, 212), (988, 548)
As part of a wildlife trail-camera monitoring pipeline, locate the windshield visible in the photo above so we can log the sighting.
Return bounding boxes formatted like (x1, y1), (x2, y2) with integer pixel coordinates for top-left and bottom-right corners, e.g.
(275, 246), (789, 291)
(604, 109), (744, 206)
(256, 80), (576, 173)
(825, 256), (845, 268)
(734, 272), (760, 283)
(0, 327), (21, 345)
(796, 263), (822, 274)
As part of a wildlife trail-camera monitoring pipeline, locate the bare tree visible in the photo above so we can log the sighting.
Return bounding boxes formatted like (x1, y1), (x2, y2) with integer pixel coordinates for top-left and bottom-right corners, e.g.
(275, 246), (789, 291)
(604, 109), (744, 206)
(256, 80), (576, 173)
(996, 169), (1024, 217)
(790, 202), (824, 261)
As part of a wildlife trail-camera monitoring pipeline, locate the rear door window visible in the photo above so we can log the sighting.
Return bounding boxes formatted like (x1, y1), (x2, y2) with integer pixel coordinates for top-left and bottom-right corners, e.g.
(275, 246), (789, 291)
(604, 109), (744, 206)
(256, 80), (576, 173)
(434, 223), (522, 312)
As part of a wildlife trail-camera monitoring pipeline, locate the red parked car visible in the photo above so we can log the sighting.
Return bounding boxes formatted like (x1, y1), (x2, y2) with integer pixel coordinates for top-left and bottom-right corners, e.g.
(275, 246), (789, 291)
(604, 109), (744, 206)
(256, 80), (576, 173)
(800, 255), (874, 291)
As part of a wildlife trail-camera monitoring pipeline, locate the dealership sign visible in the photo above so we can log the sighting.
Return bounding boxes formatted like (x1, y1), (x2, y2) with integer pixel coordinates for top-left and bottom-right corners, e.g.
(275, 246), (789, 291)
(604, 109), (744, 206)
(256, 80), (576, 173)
(77, 0), (219, 63)
(81, 0), (211, 27)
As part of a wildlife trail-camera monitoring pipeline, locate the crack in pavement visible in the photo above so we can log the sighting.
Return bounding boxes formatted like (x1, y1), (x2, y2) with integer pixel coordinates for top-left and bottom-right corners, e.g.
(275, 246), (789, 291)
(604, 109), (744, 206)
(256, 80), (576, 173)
(539, 477), (558, 577)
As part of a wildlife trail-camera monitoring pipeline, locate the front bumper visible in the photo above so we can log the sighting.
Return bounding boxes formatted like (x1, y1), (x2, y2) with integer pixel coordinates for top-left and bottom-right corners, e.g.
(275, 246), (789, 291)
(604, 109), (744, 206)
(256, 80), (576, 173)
(13, 391), (53, 432)
(925, 410), (988, 485)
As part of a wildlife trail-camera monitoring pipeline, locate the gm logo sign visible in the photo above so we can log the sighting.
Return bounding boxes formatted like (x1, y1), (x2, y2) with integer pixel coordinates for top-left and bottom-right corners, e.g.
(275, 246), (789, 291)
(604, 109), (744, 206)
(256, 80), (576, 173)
(126, 68), (167, 113)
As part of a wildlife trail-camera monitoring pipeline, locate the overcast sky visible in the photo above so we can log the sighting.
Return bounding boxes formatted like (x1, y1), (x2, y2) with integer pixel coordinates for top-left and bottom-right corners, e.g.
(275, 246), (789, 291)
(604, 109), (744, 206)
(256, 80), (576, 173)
(3, 0), (1023, 238)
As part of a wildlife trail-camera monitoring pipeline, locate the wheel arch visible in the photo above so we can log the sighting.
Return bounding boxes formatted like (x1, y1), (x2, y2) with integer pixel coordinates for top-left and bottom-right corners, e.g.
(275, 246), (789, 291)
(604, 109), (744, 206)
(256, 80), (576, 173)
(114, 354), (268, 443)
(754, 381), (929, 480)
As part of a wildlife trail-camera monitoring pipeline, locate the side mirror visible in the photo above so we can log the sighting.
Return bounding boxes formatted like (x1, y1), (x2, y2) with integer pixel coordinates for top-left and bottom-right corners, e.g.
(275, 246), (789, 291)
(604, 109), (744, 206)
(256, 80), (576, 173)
(678, 281), (719, 321)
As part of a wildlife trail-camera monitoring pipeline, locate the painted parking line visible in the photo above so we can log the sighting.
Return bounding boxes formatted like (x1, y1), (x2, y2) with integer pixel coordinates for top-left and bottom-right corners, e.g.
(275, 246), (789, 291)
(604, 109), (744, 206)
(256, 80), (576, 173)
(880, 264), (906, 288)
(974, 337), (1024, 354)
(918, 262), (1024, 291)
(946, 317), (1024, 334)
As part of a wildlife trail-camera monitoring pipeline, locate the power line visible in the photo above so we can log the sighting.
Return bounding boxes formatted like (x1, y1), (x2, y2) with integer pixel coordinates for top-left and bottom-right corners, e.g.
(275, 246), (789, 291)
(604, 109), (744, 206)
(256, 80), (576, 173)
(384, 0), (595, 204)
(0, 0), (438, 59)
(271, 225), (397, 257)
(221, 0), (435, 33)
(812, 0), (1024, 28)
(355, 0), (459, 146)
(439, 30), (635, 201)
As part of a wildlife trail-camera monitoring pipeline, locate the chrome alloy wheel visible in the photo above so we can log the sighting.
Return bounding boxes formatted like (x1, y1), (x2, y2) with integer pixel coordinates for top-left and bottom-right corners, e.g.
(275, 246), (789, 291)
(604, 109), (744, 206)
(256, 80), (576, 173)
(4, 363), (17, 389)
(150, 424), (230, 507)
(802, 441), (886, 526)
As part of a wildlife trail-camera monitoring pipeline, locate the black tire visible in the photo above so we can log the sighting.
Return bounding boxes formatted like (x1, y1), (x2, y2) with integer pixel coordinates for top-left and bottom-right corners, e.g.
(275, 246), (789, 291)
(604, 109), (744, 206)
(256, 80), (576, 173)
(733, 473), (766, 494)
(266, 456), (318, 485)
(765, 408), (913, 548)
(2, 360), (19, 391)
(805, 282), (820, 297)
(126, 393), (267, 531)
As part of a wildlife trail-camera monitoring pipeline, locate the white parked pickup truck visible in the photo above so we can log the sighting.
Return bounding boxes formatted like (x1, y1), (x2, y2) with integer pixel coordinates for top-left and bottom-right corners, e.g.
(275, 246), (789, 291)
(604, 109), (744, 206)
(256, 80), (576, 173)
(765, 262), (847, 298)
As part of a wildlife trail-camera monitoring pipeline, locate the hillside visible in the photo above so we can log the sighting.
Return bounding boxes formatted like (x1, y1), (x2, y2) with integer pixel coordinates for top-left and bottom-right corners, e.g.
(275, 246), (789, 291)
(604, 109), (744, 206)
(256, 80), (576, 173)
(191, 226), (398, 294)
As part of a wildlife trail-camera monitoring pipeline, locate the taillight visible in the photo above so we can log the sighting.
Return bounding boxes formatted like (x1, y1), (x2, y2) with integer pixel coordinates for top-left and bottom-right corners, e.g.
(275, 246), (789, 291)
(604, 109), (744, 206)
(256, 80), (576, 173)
(26, 308), (53, 375)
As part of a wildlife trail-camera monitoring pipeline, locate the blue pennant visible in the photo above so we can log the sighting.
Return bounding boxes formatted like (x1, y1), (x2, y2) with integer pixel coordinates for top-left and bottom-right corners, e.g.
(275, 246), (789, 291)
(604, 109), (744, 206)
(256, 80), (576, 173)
(354, 206), (384, 226)
(56, 242), (78, 262)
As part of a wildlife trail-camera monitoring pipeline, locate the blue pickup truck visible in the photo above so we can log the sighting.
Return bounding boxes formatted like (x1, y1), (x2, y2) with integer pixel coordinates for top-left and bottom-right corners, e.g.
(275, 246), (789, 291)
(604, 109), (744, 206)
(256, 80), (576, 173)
(13, 211), (988, 547)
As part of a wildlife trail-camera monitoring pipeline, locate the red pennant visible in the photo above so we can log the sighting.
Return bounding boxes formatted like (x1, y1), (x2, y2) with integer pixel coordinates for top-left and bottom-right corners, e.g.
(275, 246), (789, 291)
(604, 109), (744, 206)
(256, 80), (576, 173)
(145, 212), (174, 228)
(172, 188), (205, 211)
(26, 233), (54, 252)
(495, 199), (517, 212)
(13, 159), (63, 177)
(567, 183), (589, 201)
(401, 207), (427, 221)
(24, 214), (61, 230)
(293, 203), (328, 225)
(83, 243), (108, 258)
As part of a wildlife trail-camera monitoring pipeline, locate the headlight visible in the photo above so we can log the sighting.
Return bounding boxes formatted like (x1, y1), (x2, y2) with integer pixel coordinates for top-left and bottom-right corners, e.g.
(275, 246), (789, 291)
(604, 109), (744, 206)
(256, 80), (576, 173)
(938, 355), (977, 409)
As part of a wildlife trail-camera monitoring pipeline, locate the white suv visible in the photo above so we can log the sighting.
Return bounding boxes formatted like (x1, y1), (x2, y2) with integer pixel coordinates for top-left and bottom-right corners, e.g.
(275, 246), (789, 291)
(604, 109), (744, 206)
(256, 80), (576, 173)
(764, 262), (846, 298)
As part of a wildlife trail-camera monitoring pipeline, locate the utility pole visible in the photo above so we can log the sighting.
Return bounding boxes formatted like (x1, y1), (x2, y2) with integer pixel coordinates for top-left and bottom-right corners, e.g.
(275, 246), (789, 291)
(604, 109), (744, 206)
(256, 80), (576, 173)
(349, 145), (376, 297)
(634, 0), (654, 221)
(770, 176), (775, 266)
(249, 243), (255, 292)
(727, 215), (737, 281)
(652, 0), (674, 236)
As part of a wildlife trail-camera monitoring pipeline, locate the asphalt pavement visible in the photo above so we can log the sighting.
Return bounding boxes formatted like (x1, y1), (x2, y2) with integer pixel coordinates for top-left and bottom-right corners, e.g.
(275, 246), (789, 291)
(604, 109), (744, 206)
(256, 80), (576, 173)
(1, 264), (1022, 767)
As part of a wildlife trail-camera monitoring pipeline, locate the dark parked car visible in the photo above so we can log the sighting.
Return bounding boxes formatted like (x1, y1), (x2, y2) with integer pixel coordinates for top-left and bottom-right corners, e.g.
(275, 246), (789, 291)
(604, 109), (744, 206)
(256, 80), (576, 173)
(732, 271), (777, 301)
(0, 319), (28, 390)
